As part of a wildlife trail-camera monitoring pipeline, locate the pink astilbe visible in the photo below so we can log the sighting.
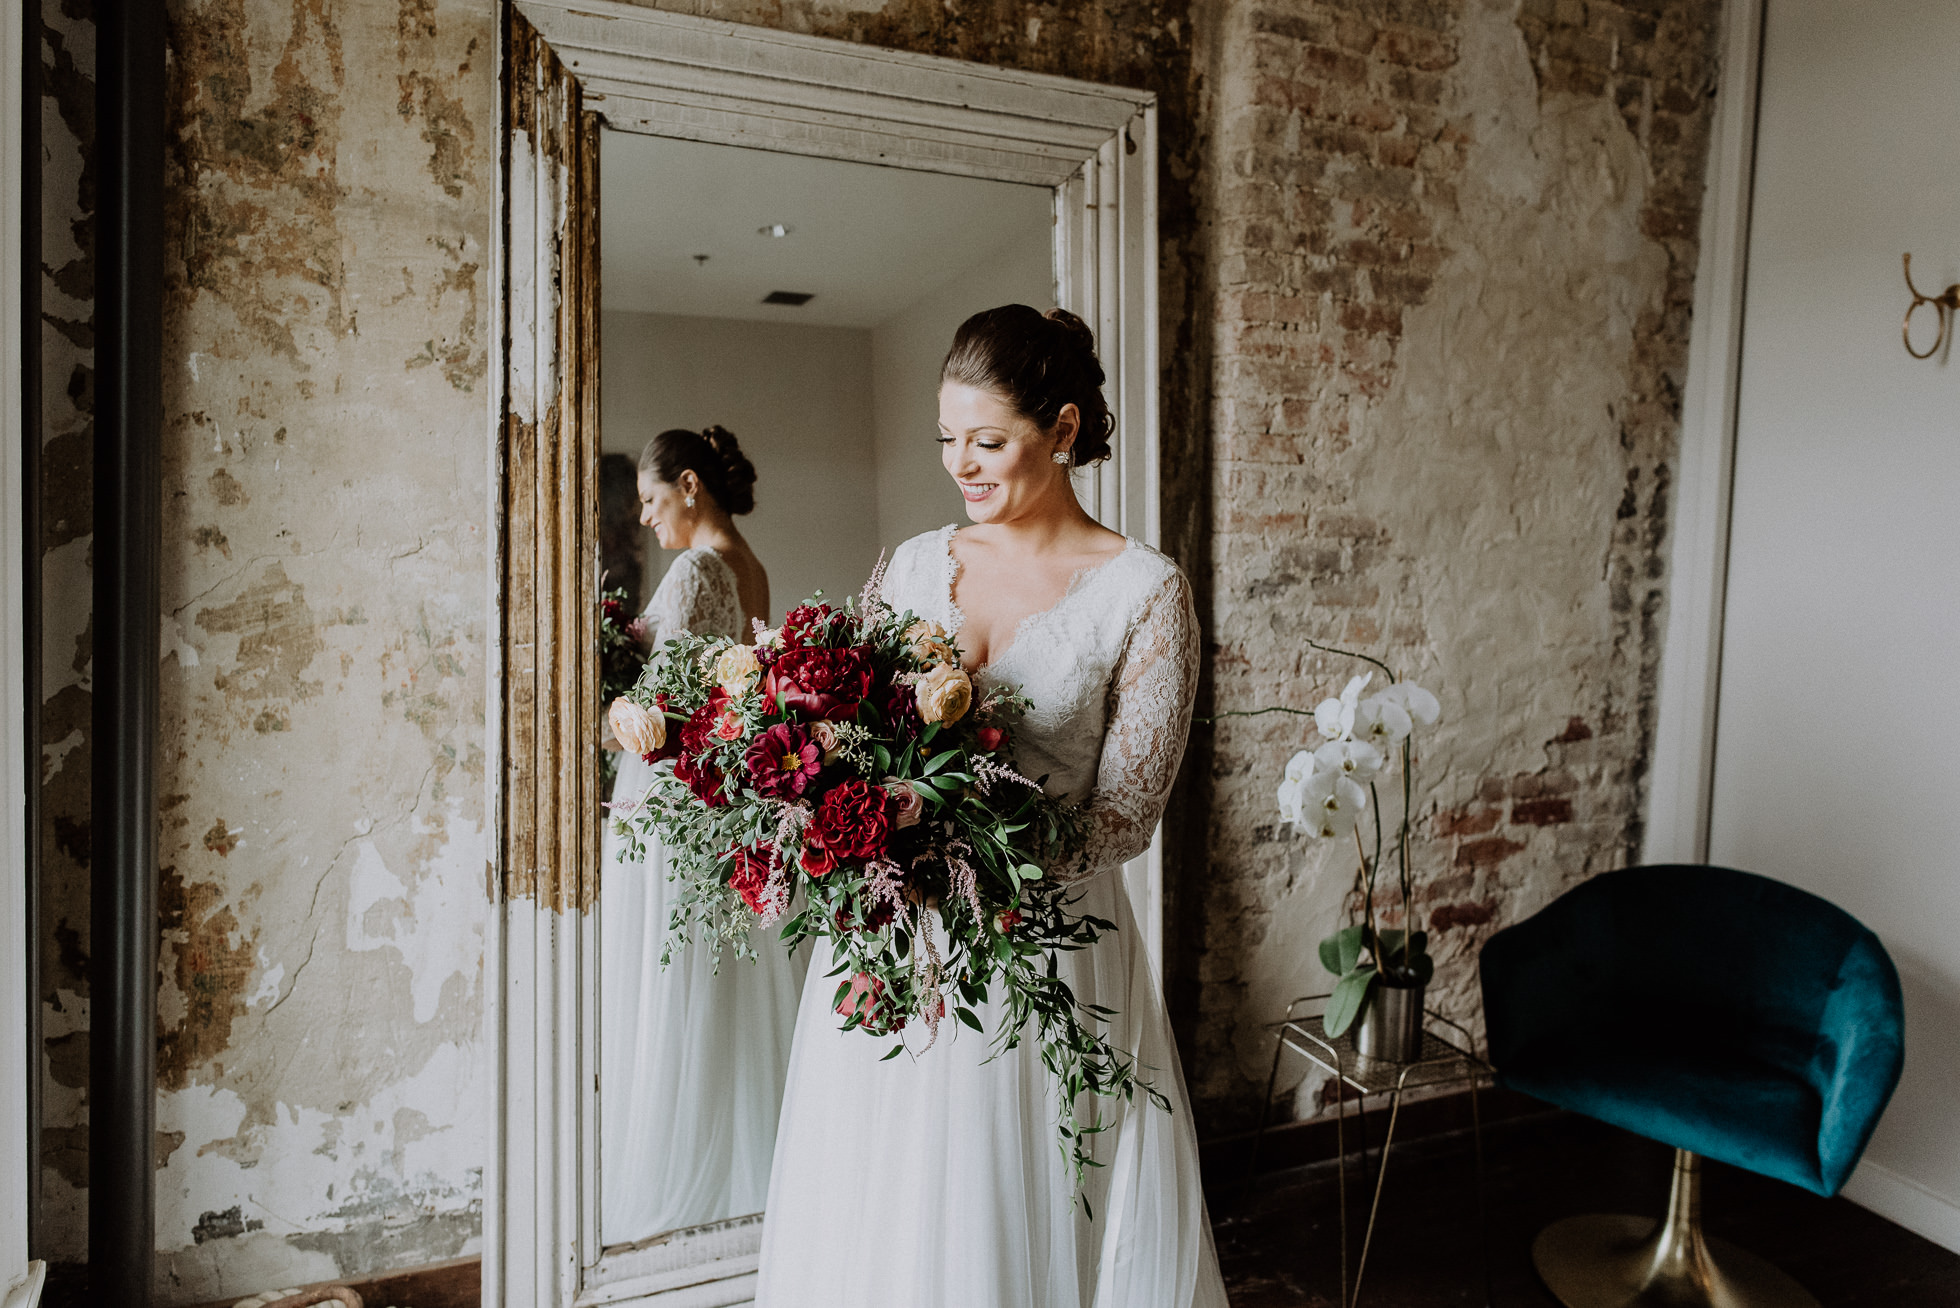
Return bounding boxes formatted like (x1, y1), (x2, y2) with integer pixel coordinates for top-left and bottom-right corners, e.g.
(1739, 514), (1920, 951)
(971, 757), (1040, 797)
(863, 859), (906, 915)
(911, 902), (945, 1053)
(859, 550), (891, 615)
(946, 840), (984, 923)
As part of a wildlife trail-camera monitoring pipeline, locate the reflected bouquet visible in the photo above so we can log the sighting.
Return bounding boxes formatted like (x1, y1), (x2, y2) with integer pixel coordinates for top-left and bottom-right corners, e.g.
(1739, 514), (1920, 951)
(606, 567), (1164, 1187)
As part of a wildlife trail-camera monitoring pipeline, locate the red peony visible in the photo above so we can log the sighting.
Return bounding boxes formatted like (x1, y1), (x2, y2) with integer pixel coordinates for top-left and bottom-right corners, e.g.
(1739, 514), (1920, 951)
(727, 844), (774, 914)
(673, 754), (726, 807)
(678, 689), (730, 757)
(977, 725), (1007, 752)
(764, 647), (873, 722)
(746, 723), (822, 798)
(779, 602), (846, 650)
(806, 777), (891, 863)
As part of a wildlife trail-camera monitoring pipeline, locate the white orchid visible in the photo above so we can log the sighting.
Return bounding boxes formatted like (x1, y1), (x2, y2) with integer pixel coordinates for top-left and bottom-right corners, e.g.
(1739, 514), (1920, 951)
(1374, 681), (1440, 727)
(1353, 694), (1412, 748)
(1284, 749), (1317, 784)
(1278, 754), (1369, 840)
(1313, 673), (1373, 741)
(1314, 737), (1385, 782)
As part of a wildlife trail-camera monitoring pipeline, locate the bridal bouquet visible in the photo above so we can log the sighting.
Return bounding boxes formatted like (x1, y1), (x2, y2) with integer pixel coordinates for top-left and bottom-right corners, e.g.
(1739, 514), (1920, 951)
(606, 569), (1164, 1187)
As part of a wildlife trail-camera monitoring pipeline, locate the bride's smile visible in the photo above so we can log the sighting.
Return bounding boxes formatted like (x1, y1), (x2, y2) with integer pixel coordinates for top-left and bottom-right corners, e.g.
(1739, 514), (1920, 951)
(937, 378), (1079, 526)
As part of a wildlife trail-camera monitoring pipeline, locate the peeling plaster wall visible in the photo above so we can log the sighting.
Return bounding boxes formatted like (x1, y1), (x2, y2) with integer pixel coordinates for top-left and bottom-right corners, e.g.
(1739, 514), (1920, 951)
(148, 0), (494, 1297)
(1194, 0), (1717, 1130)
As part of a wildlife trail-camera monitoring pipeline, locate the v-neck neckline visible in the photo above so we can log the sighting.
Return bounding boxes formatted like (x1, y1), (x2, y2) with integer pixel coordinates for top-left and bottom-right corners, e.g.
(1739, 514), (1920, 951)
(941, 524), (1134, 676)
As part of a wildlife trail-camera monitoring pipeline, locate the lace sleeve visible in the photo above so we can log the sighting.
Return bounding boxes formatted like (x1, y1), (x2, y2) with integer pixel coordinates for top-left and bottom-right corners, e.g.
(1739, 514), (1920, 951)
(644, 550), (743, 644)
(1056, 563), (1202, 884)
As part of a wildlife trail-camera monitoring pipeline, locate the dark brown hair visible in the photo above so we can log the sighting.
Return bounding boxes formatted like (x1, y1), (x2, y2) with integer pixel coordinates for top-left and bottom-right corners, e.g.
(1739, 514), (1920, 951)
(639, 425), (757, 516)
(939, 305), (1114, 465)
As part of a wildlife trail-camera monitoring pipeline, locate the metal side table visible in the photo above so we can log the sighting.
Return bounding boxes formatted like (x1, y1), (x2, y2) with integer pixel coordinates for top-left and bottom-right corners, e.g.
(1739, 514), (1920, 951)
(1256, 994), (1495, 1308)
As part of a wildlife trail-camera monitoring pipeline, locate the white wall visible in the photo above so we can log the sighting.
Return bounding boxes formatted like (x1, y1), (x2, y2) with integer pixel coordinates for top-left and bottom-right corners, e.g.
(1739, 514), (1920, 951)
(870, 229), (1054, 552)
(602, 312), (879, 621)
(1707, 0), (1960, 1251)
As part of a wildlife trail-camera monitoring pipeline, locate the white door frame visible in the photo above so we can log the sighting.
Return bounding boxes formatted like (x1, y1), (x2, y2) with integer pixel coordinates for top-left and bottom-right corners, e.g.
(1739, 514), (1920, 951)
(1641, 0), (1764, 868)
(488, 6), (1160, 1304)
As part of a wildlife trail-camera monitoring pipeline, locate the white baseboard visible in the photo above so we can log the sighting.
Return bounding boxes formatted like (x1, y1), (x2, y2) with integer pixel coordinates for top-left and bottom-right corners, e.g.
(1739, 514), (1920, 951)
(4, 1262), (46, 1308)
(1842, 1159), (1960, 1255)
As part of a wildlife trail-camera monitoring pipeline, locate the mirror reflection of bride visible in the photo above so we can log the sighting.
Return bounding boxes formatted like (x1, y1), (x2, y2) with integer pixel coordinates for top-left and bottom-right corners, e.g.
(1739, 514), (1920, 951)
(600, 427), (807, 1244)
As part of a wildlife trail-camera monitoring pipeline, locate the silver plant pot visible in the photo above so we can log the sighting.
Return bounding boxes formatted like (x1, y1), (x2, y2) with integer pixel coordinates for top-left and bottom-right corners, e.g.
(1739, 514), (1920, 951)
(1353, 978), (1425, 1063)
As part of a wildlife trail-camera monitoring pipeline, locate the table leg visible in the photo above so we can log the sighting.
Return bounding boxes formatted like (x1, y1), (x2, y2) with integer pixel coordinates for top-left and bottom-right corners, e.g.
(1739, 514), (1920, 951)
(1350, 1082), (1406, 1308)
(1470, 1074), (1491, 1308)
(1255, 1022), (1288, 1161)
(1336, 1075), (1351, 1308)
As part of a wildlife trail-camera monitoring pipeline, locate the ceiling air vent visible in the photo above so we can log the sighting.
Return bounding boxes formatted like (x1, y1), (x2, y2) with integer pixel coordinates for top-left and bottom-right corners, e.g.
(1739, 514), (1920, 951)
(762, 290), (815, 306)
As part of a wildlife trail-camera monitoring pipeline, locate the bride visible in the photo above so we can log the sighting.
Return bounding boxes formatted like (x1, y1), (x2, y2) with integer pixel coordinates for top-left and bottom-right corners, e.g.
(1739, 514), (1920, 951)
(600, 426), (807, 1244)
(755, 308), (1229, 1307)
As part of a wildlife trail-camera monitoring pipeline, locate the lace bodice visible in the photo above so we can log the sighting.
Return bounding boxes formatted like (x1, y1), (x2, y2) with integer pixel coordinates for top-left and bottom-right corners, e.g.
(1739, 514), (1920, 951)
(880, 525), (1201, 882)
(643, 548), (743, 644)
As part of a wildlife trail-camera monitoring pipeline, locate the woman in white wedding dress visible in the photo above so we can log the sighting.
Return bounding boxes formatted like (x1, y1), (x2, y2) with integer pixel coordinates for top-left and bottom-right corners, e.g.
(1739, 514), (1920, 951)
(601, 427), (808, 1245)
(756, 308), (1229, 1307)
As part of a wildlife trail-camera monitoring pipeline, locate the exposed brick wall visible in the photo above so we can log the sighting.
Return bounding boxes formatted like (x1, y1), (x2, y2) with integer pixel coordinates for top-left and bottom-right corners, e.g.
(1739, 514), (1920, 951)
(1189, 0), (1718, 1132)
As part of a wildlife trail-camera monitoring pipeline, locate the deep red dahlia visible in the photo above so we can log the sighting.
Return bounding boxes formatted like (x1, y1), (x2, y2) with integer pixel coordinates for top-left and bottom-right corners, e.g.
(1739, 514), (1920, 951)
(746, 723), (821, 798)
(807, 777), (891, 862)
(763, 647), (872, 722)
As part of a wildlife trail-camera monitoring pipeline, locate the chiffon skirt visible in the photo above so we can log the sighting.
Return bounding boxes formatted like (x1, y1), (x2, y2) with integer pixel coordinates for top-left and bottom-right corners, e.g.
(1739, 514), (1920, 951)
(753, 867), (1228, 1308)
(600, 754), (809, 1245)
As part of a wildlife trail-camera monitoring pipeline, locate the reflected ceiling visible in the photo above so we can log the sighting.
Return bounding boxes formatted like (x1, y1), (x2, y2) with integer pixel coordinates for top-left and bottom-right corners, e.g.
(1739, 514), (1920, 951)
(602, 132), (1053, 329)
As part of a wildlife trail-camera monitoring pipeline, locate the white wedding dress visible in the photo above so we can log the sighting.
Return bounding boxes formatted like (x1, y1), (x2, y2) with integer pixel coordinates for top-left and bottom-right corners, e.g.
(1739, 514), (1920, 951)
(755, 525), (1229, 1308)
(601, 548), (809, 1246)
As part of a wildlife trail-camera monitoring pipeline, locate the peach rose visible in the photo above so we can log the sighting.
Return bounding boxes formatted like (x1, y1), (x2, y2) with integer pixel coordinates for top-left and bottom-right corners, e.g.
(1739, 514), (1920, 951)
(915, 663), (972, 726)
(811, 720), (843, 763)
(905, 619), (957, 667)
(715, 643), (761, 696)
(609, 697), (665, 755)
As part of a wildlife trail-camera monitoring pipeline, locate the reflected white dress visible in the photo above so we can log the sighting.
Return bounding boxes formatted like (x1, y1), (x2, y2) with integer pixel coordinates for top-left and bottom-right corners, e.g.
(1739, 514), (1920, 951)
(754, 526), (1229, 1308)
(601, 548), (809, 1246)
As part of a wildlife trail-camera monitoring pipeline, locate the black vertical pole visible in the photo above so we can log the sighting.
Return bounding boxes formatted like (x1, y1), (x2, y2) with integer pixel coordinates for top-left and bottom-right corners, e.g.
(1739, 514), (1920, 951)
(20, 0), (44, 1255)
(91, 0), (162, 1297)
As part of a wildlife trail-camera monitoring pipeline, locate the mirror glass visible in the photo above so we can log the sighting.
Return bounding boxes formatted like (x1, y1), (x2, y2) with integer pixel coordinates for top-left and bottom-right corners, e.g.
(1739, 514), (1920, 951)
(596, 130), (1055, 1252)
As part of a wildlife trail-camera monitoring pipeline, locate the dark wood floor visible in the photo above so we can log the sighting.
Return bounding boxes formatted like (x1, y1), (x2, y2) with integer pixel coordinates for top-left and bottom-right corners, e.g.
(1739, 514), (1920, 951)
(1208, 1109), (1960, 1308)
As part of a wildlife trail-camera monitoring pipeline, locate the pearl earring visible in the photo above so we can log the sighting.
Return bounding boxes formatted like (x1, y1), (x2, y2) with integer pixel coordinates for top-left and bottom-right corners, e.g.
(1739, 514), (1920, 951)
(685, 494), (695, 508)
(1051, 451), (1071, 466)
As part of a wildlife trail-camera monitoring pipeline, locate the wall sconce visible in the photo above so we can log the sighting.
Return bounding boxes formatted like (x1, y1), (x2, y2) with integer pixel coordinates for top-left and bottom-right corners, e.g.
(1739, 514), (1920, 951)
(1902, 253), (1958, 359)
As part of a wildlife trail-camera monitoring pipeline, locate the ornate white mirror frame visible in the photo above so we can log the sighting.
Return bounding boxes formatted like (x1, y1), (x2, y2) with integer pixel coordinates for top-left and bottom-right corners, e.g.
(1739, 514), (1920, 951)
(487, 4), (1159, 1302)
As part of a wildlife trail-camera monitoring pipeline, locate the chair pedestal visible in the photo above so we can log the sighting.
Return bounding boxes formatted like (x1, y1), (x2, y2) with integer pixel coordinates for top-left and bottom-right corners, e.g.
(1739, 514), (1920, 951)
(1533, 1150), (1820, 1308)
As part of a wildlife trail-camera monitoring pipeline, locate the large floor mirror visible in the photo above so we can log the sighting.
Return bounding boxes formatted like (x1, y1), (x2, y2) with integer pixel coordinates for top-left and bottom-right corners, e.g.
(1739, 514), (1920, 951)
(494, 4), (1158, 1302)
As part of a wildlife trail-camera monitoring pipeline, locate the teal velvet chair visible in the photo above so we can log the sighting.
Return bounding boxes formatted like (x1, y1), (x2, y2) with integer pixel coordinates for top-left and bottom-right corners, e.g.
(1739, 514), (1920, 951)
(1479, 864), (1904, 1308)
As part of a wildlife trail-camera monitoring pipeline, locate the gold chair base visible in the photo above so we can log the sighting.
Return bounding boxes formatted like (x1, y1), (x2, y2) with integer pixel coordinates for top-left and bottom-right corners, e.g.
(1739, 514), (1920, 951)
(1533, 1151), (1820, 1308)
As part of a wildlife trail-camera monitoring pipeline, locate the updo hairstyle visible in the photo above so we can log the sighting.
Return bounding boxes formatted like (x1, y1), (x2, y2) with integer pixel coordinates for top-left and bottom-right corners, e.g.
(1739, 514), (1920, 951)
(640, 424), (757, 516)
(939, 305), (1115, 466)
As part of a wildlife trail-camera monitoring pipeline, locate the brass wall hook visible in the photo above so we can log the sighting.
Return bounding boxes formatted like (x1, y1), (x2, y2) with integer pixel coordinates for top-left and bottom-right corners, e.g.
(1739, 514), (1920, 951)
(1902, 253), (1959, 359)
